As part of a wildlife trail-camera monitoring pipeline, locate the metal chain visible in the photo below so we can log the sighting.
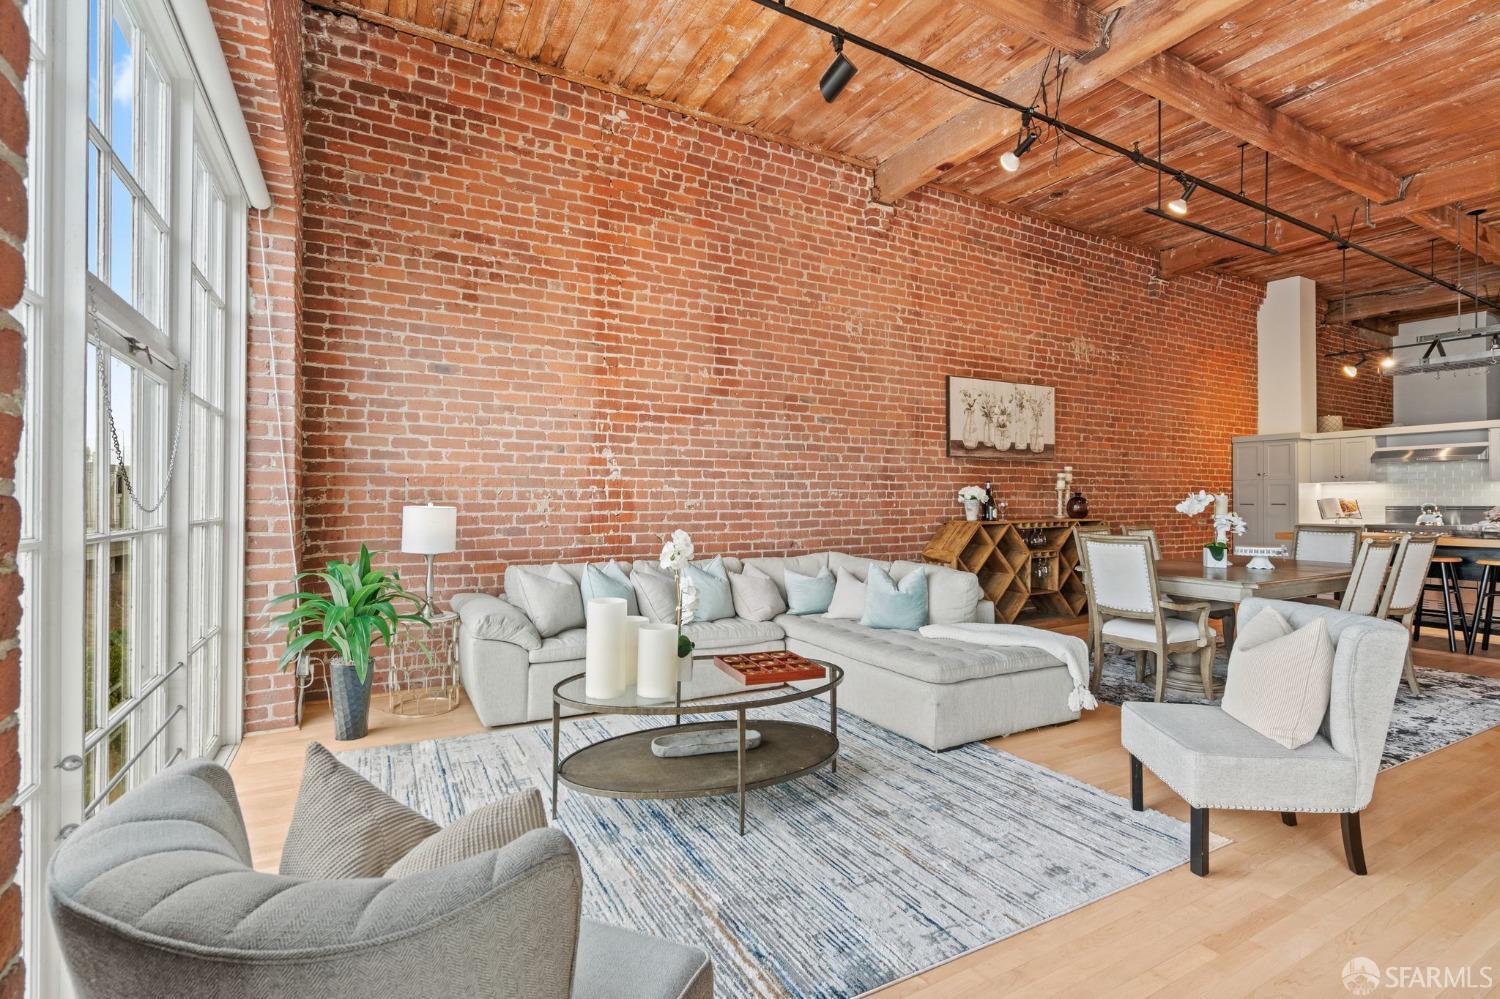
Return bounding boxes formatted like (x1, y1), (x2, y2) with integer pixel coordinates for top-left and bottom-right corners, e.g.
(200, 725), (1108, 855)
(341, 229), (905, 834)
(96, 346), (190, 515)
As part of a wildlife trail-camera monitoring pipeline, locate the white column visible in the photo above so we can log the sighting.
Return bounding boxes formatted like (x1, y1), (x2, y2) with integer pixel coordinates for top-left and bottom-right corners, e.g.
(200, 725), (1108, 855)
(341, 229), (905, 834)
(1257, 276), (1318, 434)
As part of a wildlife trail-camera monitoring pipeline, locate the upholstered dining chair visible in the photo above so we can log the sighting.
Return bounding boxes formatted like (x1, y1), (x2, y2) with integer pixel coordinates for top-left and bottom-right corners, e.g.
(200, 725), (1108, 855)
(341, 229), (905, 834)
(1075, 532), (1215, 701)
(1292, 524), (1362, 565)
(1375, 532), (1440, 693)
(1122, 598), (1409, 877)
(1339, 536), (1403, 615)
(1124, 523), (1237, 648)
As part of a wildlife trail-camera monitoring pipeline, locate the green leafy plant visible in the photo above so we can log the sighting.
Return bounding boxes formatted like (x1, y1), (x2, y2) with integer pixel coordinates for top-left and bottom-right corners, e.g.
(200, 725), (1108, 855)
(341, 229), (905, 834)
(270, 545), (429, 684)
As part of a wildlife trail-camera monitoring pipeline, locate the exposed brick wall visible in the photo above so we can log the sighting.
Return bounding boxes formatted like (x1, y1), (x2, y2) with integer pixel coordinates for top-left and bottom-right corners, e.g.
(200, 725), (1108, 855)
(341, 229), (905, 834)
(288, 5), (1264, 707)
(0, 0), (25, 989)
(1317, 313), (1393, 430)
(209, 0), (306, 731)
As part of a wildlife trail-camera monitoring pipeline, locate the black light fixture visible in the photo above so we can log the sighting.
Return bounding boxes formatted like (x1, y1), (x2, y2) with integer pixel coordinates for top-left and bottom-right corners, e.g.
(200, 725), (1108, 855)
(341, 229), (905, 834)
(1342, 355), (1366, 379)
(1165, 177), (1197, 217)
(1000, 112), (1039, 172)
(819, 33), (857, 102)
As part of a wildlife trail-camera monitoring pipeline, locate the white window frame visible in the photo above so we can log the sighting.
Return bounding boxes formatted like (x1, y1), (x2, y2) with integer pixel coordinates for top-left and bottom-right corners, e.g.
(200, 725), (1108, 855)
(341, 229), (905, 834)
(19, 0), (253, 991)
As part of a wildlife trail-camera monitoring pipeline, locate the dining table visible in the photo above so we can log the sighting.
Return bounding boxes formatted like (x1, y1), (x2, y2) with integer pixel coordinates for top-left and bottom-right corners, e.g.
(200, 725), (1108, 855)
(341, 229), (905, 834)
(1150, 557), (1353, 696)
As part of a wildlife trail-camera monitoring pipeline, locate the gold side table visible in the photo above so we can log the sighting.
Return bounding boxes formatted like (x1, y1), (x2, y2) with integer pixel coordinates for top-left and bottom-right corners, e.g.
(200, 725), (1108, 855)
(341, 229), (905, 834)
(384, 610), (463, 716)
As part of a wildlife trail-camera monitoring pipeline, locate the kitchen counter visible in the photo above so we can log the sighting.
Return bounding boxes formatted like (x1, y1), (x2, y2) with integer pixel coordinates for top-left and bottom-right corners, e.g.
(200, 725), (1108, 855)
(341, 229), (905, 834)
(1273, 530), (1500, 549)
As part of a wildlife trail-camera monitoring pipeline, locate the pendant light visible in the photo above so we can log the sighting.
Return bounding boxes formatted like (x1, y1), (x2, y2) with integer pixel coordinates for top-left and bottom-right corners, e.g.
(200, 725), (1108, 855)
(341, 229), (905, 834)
(819, 33), (857, 102)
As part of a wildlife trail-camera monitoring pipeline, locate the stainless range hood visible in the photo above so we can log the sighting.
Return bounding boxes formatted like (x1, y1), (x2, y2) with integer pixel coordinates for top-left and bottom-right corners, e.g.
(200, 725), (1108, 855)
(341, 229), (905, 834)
(1369, 442), (1490, 464)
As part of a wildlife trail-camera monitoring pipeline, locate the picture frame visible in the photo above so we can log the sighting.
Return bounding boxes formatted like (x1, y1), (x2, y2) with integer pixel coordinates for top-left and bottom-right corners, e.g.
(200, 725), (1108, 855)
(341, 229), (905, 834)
(946, 376), (1055, 458)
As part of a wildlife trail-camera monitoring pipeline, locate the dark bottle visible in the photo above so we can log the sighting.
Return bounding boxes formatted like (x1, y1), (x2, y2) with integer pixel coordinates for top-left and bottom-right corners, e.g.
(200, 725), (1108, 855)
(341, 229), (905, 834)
(983, 481), (996, 520)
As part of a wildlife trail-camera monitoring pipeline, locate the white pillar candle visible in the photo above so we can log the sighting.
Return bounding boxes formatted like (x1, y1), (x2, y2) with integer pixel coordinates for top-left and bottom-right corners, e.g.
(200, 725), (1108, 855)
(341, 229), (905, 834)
(584, 597), (627, 700)
(1214, 493), (1229, 518)
(619, 615), (647, 687)
(637, 623), (679, 700)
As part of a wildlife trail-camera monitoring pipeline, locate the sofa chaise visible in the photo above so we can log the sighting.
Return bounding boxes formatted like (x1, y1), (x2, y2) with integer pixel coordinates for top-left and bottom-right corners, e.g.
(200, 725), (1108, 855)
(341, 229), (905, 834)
(454, 551), (1079, 750)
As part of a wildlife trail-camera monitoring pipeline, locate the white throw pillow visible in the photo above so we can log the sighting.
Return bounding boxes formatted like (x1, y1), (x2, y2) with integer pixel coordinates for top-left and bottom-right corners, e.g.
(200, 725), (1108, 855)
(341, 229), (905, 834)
(506, 564), (585, 638)
(1221, 609), (1336, 750)
(630, 565), (679, 623)
(823, 567), (868, 620)
(728, 564), (787, 622)
(892, 561), (981, 625)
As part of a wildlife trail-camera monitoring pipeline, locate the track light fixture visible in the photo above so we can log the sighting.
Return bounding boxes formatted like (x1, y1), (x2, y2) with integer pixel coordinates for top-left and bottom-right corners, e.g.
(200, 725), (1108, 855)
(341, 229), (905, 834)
(819, 34), (857, 102)
(1379, 355), (1397, 370)
(1165, 177), (1198, 217)
(1000, 113), (1040, 173)
(1342, 355), (1366, 379)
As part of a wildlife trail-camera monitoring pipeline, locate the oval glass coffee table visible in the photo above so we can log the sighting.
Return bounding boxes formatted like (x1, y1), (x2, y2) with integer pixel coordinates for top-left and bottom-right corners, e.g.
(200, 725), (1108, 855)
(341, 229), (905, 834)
(551, 658), (842, 835)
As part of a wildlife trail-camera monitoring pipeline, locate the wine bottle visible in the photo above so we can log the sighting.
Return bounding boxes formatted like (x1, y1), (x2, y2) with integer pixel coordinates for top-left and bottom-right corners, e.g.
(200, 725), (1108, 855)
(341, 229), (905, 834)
(983, 481), (995, 520)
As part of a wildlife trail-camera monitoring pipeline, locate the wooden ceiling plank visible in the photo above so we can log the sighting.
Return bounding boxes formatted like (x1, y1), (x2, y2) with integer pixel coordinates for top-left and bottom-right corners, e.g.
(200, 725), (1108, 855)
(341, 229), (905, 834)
(536, 0), (592, 67)
(515, 0), (562, 60)
(1329, 280), (1499, 322)
(464, 0), (505, 47)
(558, 1), (631, 75)
(1120, 53), (1400, 202)
(874, 0), (1263, 204)
(669, 3), (782, 109)
(492, 0), (532, 51)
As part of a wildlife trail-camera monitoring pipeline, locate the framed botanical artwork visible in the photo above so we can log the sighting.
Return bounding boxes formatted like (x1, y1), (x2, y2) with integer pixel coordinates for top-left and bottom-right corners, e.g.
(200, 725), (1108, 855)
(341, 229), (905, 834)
(947, 376), (1055, 458)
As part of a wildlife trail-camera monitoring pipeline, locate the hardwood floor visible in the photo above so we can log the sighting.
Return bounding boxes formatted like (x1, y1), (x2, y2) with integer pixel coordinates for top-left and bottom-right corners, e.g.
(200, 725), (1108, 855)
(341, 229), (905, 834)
(229, 634), (1500, 997)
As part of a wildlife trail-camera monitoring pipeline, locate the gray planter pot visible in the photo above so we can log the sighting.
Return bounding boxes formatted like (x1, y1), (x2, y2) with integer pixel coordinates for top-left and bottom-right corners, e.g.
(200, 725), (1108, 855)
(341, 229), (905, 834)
(329, 657), (374, 741)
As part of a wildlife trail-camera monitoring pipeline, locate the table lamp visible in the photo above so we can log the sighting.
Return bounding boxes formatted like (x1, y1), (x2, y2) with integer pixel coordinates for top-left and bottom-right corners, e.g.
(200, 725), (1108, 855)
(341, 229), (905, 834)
(401, 503), (457, 613)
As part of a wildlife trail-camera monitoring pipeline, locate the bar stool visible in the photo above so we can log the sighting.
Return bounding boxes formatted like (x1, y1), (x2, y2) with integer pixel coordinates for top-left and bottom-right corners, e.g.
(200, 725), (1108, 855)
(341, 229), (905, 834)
(1467, 559), (1500, 654)
(1413, 556), (1469, 653)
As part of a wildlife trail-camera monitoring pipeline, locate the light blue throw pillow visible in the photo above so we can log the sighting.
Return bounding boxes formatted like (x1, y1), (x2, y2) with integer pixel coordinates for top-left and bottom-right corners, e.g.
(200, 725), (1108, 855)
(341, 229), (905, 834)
(862, 564), (929, 630)
(785, 567), (836, 615)
(683, 556), (735, 622)
(581, 561), (638, 616)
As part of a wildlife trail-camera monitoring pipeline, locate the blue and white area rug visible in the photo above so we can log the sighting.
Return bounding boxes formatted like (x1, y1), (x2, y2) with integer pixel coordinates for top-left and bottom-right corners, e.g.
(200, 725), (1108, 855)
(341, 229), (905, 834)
(1096, 651), (1500, 770)
(341, 700), (1221, 999)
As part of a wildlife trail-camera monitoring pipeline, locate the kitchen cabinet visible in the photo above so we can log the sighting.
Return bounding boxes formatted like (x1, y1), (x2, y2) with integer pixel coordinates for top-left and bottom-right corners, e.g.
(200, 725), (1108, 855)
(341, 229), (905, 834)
(1310, 436), (1375, 482)
(1233, 436), (1304, 547)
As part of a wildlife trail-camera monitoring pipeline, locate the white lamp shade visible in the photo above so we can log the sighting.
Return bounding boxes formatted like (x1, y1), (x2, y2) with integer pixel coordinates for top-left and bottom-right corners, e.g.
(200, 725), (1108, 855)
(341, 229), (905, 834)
(401, 504), (457, 555)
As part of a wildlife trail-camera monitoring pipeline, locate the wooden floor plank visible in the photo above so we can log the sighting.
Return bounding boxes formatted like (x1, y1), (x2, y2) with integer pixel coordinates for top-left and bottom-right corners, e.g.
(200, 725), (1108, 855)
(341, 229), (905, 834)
(229, 634), (1500, 996)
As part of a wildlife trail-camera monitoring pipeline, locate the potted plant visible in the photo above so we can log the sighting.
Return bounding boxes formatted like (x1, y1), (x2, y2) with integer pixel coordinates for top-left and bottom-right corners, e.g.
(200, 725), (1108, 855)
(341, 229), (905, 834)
(958, 485), (989, 521)
(658, 530), (699, 674)
(1175, 490), (1247, 568)
(270, 545), (428, 740)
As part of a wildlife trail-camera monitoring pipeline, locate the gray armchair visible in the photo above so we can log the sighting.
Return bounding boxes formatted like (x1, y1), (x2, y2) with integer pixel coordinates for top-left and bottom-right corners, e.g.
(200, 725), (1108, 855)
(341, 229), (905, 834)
(1121, 598), (1408, 877)
(48, 761), (712, 999)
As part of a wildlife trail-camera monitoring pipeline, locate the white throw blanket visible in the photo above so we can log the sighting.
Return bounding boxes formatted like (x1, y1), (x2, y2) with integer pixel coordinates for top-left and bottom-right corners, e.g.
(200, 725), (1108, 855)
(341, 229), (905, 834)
(918, 623), (1098, 712)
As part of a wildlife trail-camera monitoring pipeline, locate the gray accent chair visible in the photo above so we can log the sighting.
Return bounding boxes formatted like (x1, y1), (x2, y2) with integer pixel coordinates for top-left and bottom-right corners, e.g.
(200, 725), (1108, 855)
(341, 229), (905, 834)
(1121, 598), (1408, 877)
(48, 761), (712, 999)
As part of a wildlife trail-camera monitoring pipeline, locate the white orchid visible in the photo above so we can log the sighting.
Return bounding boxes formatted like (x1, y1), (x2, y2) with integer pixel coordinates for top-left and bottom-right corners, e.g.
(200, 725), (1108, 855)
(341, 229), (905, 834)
(1175, 490), (1215, 517)
(658, 529), (695, 572)
(957, 485), (989, 505)
(679, 578), (699, 627)
(1214, 512), (1247, 537)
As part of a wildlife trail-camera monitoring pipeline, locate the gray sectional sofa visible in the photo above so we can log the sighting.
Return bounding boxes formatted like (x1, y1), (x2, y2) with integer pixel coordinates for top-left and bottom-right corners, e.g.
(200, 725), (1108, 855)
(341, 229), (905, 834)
(454, 551), (1079, 750)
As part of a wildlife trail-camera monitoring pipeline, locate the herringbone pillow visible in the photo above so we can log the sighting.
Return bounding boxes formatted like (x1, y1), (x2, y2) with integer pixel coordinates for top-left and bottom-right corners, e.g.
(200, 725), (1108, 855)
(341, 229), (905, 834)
(278, 742), (440, 879)
(1222, 609), (1336, 750)
(385, 788), (549, 877)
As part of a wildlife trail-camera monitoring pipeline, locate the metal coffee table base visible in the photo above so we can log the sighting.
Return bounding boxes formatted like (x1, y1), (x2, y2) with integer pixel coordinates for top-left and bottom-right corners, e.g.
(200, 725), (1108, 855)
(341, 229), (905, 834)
(551, 689), (839, 835)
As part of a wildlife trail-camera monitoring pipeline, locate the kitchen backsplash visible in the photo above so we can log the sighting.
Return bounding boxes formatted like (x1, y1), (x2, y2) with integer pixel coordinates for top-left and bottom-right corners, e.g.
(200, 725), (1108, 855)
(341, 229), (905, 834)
(1314, 460), (1500, 522)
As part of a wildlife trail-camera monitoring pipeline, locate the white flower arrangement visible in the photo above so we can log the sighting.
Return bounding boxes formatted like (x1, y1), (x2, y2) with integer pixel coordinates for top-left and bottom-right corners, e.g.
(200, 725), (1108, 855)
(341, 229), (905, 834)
(1175, 490), (1216, 517)
(957, 485), (990, 505)
(658, 529), (695, 572)
(1213, 512), (1248, 538)
(658, 529), (697, 660)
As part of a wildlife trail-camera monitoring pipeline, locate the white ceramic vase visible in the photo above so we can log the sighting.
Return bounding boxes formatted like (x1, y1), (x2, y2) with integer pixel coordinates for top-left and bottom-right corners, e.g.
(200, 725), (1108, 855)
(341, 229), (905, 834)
(963, 499), (981, 521)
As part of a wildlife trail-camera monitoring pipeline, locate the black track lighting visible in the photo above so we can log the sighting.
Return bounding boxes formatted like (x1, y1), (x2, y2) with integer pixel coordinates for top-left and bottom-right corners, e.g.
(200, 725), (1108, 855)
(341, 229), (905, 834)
(1165, 177), (1198, 217)
(819, 34), (857, 102)
(1342, 354), (1367, 379)
(1000, 123), (1040, 173)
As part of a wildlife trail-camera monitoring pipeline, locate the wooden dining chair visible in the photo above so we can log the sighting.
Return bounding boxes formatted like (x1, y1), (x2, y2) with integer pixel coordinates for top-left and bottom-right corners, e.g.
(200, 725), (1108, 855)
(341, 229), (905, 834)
(1123, 522), (1236, 648)
(1376, 533), (1440, 694)
(1339, 536), (1403, 616)
(1075, 531), (1215, 701)
(1291, 524), (1362, 566)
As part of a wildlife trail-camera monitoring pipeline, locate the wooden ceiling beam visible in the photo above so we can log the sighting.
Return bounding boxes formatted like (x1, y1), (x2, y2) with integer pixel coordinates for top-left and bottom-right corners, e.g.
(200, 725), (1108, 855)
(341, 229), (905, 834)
(872, 0), (1258, 204)
(1327, 282), (1498, 323)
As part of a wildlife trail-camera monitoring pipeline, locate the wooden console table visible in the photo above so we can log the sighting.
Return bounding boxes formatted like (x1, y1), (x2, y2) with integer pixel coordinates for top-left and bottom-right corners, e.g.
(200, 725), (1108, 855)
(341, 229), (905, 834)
(922, 518), (1104, 622)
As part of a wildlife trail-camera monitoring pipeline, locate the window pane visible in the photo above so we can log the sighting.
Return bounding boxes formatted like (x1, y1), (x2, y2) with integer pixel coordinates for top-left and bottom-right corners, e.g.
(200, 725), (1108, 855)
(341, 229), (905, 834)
(107, 538), (131, 710)
(108, 354), (133, 531)
(139, 54), (167, 210)
(106, 724), (130, 804)
(108, 169), (133, 304)
(83, 544), (97, 728)
(87, 142), (100, 278)
(110, 11), (133, 175)
(137, 214), (164, 330)
(85, 342), (99, 535)
(17, 303), (37, 541)
(88, 0), (100, 125)
(23, 65), (44, 285)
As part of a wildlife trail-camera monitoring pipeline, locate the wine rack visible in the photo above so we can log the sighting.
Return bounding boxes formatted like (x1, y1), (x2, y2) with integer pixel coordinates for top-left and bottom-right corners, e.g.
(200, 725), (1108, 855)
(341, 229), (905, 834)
(921, 518), (1103, 624)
